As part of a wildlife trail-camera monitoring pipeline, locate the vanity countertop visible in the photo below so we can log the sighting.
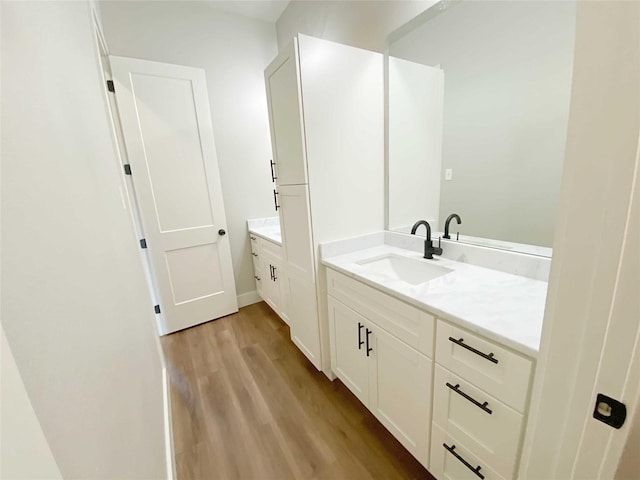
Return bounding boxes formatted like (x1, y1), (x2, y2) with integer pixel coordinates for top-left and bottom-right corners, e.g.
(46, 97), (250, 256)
(247, 217), (281, 245)
(321, 242), (548, 358)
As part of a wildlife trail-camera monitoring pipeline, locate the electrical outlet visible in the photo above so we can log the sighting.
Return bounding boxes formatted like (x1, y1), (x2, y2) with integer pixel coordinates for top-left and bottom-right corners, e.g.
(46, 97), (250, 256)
(445, 168), (453, 181)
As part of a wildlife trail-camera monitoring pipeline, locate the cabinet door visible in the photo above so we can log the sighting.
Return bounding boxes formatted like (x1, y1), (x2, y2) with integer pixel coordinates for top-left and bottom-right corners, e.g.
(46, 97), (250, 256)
(286, 276), (321, 370)
(277, 184), (315, 283)
(369, 325), (432, 467)
(261, 251), (281, 316)
(264, 38), (308, 186)
(328, 297), (370, 405)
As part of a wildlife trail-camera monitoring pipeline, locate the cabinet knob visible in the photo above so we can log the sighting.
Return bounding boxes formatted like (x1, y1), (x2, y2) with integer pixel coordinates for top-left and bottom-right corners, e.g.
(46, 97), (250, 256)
(218, 229), (226, 236)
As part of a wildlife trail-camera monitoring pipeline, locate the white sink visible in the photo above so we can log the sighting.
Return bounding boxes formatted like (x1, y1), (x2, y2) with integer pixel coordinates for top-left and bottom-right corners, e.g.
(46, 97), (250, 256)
(357, 254), (452, 285)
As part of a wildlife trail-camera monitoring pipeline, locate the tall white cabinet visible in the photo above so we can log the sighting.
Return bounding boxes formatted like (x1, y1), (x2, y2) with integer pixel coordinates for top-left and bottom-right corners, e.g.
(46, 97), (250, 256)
(265, 35), (384, 372)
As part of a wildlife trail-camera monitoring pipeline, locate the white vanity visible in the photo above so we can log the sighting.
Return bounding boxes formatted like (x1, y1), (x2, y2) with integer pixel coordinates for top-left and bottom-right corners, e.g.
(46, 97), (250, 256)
(321, 232), (548, 480)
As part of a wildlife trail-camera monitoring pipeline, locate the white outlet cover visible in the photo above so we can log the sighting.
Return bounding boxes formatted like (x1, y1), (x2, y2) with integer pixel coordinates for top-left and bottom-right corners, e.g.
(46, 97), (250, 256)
(445, 168), (453, 181)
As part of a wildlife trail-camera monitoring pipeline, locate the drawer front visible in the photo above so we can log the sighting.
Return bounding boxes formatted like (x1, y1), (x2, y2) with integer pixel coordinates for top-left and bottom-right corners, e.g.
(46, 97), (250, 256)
(249, 233), (261, 254)
(435, 322), (532, 412)
(433, 365), (523, 478)
(431, 423), (506, 480)
(327, 269), (434, 357)
(261, 237), (283, 260)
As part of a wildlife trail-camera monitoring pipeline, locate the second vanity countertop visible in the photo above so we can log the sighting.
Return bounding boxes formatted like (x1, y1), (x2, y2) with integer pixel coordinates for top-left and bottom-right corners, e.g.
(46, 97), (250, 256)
(247, 217), (281, 245)
(321, 242), (548, 358)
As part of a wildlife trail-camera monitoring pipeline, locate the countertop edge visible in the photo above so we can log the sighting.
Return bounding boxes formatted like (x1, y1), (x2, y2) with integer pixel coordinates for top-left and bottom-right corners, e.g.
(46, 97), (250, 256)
(322, 259), (538, 359)
(248, 227), (282, 246)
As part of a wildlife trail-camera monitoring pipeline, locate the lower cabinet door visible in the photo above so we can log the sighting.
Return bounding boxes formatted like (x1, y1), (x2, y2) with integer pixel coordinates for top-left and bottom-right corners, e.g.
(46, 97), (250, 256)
(369, 325), (432, 468)
(430, 424), (506, 480)
(287, 276), (322, 370)
(328, 297), (370, 405)
(261, 252), (282, 315)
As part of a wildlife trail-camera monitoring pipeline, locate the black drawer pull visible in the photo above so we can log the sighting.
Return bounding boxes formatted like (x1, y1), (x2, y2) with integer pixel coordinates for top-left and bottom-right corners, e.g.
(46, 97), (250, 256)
(366, 328), (373, 356)
(446, 382), (493, 415)
(358, 322), (364, 350)
(273, 189), (279, 211)
(443, 443), (485, 479)
(272, 266), (277, 281)
(448, 337), (498, 364)
(270, 159), (277, 182)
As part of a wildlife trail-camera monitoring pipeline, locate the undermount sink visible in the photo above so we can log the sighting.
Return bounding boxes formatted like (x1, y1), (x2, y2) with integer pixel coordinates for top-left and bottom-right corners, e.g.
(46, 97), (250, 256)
(357, 254), (452, 285)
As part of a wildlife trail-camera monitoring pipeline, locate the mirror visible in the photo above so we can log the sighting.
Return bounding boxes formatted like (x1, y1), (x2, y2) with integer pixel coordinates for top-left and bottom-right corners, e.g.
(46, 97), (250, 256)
(387, 0), (576, 256)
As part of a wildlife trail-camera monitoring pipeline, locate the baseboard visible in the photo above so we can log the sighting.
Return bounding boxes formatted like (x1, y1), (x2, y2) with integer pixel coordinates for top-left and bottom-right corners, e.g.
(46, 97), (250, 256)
(237, 290), (262, 308)
(162, 367), (176, 480)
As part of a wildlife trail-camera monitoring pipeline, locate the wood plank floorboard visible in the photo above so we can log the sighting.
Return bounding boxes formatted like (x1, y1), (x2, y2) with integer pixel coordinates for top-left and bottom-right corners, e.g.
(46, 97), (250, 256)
(161, 302), (434, 480)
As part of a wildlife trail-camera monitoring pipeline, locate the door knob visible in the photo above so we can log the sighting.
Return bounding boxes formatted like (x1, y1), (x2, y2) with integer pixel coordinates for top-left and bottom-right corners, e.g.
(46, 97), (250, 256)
(218, 229), (226, 236)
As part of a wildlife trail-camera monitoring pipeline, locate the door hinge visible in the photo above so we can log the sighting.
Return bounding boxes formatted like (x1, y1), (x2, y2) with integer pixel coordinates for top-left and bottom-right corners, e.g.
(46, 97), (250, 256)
(123, 164), (132, 175)
(154, 305), (161, 314)
(106, 80), (115, 93)
(140, 238), (147, 249)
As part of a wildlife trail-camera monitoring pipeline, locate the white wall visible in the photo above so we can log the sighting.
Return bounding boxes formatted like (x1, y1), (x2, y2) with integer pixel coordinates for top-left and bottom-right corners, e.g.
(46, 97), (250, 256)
(276, 0), (434, 52)
(390, 1), (576, 247)
(1, 327), (62, 480)
(99, 1), (278, 302)
(1, 1), (168, 478)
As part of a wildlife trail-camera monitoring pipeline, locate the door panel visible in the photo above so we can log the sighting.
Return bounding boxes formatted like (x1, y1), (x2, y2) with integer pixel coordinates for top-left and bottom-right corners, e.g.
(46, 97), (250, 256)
(264, 38), (307, 186)
(370, 325), (432, 467)
(287, 277), (321, 369)
(278, 184), (315, 283)
(328, 298), (370, 405)
(110, 56), (238, 334)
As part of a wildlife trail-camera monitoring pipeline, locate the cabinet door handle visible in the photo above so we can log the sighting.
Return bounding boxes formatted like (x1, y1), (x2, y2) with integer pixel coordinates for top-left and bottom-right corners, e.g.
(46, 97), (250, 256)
(365, 328), (373, 356)
(443, 443), (485, 479)
(269, 265), (274, 281)
(448, 337), (498, 364)
(358, 322), (364, 350)
(270, 159), (277, 182)
(272, 266), (277, 281)
(445, 382), (493, 415)
(273, 189), (279, 211)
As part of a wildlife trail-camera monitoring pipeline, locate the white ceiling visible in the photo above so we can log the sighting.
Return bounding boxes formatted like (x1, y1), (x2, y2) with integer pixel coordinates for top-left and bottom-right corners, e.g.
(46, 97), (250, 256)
(203, 1), (291, 23)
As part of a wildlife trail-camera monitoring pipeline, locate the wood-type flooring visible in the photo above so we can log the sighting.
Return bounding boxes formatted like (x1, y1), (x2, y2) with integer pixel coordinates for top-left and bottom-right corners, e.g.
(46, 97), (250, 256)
(161, 302), (434, 480)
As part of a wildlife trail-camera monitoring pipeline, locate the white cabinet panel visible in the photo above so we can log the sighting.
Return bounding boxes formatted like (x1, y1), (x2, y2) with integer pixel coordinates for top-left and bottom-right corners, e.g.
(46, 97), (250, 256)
(287, 276), (321, 370)
(436, 322), (532, 412)
(327, 269), (435, 357)
(433, 365), (523, 479)
(278, 184), (315, 284)
(264, 39), (307, 186)
(328, 297), (370, 405)
(369, 325), (432, 467)
(261, 250), (282, 317)
(431, 423), (506, 480)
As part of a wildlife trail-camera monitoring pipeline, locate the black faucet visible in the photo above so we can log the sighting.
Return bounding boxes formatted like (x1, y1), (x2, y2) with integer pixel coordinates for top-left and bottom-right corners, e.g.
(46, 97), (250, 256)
(443, 213), (462, 240)
(410, 220), (443, 260)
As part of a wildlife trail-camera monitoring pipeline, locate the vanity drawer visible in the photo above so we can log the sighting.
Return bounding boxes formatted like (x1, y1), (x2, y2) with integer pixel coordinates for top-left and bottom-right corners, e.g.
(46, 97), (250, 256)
(433, 365), (523, 479)
(435, 322), (532, 412)
(327, 268), (434, 357)
(261, 237), (283, 261)
(249, 233), (260, 252)
(430, 423), (507, 480)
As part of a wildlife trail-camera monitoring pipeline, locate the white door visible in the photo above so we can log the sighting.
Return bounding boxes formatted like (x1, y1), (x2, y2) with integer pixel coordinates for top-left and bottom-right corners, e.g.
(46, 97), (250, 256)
(277, 184), (322, 369)
(328, 298), (370, 405)
(369, 325), (432, 467)
(110, 56), (238, 335)
(264, 38), (308, 186)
